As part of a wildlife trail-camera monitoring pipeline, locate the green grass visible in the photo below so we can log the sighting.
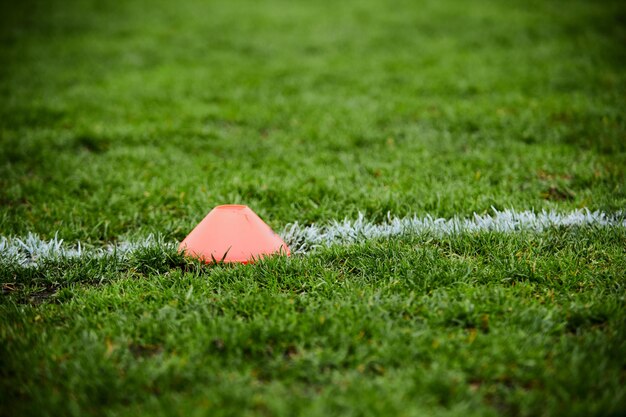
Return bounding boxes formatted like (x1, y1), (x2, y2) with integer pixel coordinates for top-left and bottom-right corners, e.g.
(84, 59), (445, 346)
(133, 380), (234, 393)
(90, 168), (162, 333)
(1, 0), (625, 241)
(1, 0), (625, 415)
(2, 229), (626, 416)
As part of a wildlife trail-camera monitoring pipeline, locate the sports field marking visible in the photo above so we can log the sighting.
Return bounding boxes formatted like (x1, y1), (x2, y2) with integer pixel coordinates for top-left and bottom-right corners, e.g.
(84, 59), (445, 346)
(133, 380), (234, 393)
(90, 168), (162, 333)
(1, 208), (623, 267)
(284, 208), (626, 253)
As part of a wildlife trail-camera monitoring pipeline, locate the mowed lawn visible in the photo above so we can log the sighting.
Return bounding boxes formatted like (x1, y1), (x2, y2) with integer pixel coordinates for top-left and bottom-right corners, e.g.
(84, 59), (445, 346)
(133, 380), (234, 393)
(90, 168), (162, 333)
(1, 0), (625, 416)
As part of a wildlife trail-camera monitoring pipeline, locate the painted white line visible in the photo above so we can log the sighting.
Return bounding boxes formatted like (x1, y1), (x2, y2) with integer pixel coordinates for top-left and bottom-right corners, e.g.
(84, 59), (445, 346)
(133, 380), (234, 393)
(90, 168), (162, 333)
(0, 234), (176, 267)
(1, 209), (624, 266)
(283, 208), (625, 253)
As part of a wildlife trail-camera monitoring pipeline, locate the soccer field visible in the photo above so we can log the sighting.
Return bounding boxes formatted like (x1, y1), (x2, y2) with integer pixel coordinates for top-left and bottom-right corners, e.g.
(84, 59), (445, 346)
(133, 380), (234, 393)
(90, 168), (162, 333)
(1, 0), (625, 415)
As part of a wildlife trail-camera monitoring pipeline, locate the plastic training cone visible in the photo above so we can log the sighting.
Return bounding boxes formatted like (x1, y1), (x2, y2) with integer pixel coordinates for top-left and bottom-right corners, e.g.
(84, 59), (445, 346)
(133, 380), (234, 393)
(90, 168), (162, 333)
(179, 205), (290, 264)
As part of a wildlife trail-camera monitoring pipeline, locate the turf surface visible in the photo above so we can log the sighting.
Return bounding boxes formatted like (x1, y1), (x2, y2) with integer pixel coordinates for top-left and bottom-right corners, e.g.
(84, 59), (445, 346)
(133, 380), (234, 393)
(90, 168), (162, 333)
(1, 0), (625, 416)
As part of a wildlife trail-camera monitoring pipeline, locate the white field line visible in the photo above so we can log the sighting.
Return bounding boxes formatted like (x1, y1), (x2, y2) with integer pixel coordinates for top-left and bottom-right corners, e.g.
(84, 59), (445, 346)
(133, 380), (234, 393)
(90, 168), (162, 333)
(1, 208), (624, 267)
(0, 234), (177, 267)
(283, 208), (625, 253)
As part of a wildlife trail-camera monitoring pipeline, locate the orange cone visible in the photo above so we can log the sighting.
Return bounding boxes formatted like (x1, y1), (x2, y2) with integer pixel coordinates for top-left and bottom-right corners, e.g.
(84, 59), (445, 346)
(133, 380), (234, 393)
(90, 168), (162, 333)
(179, 205), (290, 264)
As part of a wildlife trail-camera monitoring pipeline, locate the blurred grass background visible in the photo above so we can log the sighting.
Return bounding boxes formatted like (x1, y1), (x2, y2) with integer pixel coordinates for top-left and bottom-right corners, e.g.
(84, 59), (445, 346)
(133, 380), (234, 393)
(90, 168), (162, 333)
(1, 0), (625, 242)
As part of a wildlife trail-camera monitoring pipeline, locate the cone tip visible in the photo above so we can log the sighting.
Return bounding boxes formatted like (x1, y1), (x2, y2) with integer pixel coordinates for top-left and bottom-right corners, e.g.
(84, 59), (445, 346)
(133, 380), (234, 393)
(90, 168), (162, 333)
(215, 204), (248, 210)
